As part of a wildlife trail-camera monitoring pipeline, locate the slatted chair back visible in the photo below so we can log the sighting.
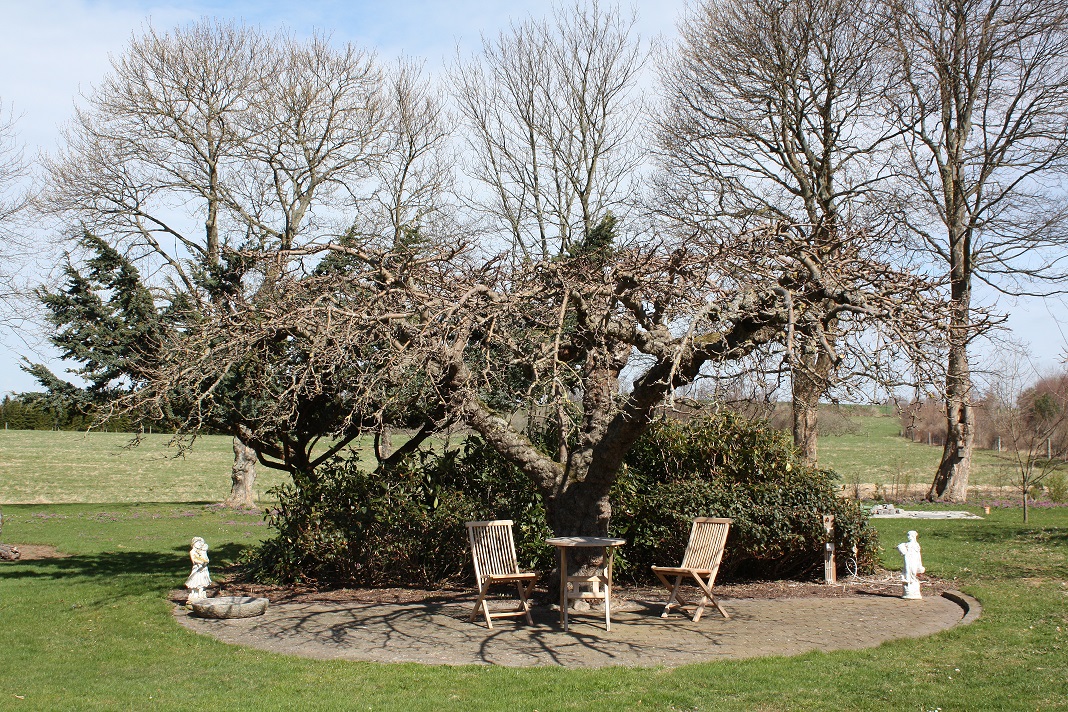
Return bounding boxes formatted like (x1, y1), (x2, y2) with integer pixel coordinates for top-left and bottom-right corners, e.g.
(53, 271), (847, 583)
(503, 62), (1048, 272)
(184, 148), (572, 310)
(680, 517), (731, 571)
(467, 520), (521, 581)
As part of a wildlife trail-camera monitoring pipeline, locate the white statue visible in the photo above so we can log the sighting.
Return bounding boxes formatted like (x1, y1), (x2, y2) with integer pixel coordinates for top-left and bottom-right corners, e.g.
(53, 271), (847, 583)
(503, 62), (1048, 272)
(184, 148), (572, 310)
(896, 530), (925, 599)
(185, 537), (212, 604)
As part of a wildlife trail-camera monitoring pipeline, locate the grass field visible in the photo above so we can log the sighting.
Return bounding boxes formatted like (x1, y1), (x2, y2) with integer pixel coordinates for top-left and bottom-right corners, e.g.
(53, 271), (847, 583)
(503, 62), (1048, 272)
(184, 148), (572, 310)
(819, 414), (1014, 497)
(0, 430), (397, 505)
(1, 501), (1065, 710)
(0, 430), (291, 504)
(0, 423), (1066, 709)
(0, 415), (1022, 505)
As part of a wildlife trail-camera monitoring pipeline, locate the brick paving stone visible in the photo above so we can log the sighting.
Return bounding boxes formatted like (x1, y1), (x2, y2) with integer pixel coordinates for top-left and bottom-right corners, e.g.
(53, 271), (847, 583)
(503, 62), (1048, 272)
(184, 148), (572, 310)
(175, 591), (976, 668)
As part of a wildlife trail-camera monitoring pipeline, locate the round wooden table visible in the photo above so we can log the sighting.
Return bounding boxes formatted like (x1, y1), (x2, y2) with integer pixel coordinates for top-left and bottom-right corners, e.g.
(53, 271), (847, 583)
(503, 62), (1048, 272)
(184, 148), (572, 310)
(545, 536), (626, 632)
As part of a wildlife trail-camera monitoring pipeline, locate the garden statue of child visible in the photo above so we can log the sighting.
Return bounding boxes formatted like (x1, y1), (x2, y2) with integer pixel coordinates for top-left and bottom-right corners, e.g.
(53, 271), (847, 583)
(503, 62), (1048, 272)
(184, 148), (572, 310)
(896, 530), (924, 599)
(185, 537), (211, 604)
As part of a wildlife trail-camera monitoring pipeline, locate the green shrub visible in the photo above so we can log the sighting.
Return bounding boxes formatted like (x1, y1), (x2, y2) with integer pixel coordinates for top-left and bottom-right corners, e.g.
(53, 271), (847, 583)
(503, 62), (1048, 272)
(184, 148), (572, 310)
(246, 411), (877, 587)
(613, 411), (878, 581)
(244, 442), (553, 587)
(1045, 472), (1068, 504)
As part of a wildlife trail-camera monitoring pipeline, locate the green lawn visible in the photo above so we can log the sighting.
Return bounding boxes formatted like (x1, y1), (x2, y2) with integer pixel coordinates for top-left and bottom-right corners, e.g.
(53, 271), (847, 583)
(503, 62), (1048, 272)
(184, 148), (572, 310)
(0, 430), (400, 505)
(820, 415), (1013, 496)
(0, 417), (1018, 506)
(0, 430), (288, 504)
(0, 427), (1066, 709)
(1, 501), (1065, 710)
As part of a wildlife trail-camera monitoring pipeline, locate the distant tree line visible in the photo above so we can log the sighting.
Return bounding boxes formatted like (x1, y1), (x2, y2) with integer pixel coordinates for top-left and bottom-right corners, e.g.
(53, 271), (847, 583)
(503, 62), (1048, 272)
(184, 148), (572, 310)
(0, 392), (191, 433)
(0, 393), (115, 431)
(900, 368), (1068, 455)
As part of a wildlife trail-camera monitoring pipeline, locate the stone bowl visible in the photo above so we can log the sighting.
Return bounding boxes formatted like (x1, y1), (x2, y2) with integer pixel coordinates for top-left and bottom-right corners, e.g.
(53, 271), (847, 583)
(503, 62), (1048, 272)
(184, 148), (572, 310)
(189, 596), (269, 619)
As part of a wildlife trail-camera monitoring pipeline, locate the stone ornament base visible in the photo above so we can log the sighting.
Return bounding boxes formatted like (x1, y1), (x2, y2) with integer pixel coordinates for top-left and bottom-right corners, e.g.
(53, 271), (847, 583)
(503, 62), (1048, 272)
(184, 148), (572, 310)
(190, 596), (269, 619)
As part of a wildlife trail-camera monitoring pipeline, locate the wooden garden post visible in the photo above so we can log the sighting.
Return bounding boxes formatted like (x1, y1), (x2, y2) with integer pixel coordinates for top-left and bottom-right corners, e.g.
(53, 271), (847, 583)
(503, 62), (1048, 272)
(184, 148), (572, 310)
(823, 514), (836, 585)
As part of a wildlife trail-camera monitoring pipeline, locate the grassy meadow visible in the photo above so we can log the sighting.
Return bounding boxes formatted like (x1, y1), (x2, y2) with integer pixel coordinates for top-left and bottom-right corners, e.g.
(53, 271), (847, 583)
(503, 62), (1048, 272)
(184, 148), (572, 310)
(0, 430), (402, 505)
(0, 413), (1023, 505)
(0, 418), (1065, 709)
(0, 501), (1065, 710)
(0, 430), (290, 504)
(819, 414), (1014, 498)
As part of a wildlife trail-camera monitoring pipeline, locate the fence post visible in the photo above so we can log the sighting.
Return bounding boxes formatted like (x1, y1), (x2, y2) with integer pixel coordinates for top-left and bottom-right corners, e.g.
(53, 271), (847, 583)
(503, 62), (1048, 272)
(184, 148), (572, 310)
(823, 514), (837, 585)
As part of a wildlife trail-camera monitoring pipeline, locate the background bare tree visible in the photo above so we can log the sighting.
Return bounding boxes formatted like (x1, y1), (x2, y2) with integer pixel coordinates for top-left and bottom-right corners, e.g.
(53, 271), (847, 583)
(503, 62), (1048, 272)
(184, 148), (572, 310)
(40, 21), (270, 506)
(0, 101), (33, 332)
(657, 0), (931, 464)
(452, 1), (646, 259)
(38, 21), (443, 506)
(983, 345), (1068, 521)
(885, 0), (1068, 501)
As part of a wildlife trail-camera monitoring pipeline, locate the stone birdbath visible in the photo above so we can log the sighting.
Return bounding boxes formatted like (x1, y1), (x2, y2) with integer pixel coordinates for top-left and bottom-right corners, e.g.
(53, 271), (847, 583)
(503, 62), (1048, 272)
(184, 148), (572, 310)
(189, 596), (269, 619)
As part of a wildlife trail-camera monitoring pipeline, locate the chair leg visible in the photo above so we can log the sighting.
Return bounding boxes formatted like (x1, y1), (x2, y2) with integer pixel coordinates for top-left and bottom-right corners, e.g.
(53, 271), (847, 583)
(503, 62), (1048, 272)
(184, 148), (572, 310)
(711, 596), (730, 619)
(662, 575), (683, 618)
(653, 572), (687, 619)
(692, 593), (708, 623)
(694, 574), (729, 621)
(515, 581), (534, 625)
(470, 581), (494, 629)
(654, 569), (676, 617)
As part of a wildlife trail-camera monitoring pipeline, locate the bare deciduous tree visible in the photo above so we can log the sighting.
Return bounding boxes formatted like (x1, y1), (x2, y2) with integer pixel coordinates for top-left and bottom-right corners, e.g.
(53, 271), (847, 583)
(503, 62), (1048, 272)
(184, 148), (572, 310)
(0, 101), (33, 331)
(885, 0), (1068, 501)
(983, 346), (1068, 521)
(452, 1), (646, 259)
(124, 4), (937, 542)
(39, 21), (445, 506)
(135, 219), (933, 543)
(657, 0), (929, 464)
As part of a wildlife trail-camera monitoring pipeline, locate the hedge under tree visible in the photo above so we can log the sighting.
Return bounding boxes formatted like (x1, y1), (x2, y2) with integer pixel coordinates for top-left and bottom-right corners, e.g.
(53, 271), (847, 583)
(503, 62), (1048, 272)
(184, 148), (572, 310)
(246, 409), (877, 587)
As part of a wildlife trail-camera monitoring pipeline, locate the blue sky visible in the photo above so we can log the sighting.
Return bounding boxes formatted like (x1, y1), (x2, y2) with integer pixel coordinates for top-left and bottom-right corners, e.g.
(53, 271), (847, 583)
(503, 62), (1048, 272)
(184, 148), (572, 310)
(0, 1), (681, 153)
(1, 0), (1065, 394)
(0, 0), (684, 393)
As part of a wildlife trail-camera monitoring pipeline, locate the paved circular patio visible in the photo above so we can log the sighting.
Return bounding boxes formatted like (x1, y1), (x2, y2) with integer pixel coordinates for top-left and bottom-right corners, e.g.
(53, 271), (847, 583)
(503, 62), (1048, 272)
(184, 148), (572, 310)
(175, 590), (978, 668)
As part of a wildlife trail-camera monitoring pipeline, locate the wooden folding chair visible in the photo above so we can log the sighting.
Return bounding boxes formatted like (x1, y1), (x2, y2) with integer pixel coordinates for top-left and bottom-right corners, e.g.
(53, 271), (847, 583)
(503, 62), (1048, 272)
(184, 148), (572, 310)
(651, 517), (732, 622)
(466, 520), (539, 629)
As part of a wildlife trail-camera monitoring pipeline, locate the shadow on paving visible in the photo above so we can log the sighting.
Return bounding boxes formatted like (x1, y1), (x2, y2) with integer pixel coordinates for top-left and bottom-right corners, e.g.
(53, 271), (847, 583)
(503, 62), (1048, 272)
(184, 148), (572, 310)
(176, 589), (975, 668)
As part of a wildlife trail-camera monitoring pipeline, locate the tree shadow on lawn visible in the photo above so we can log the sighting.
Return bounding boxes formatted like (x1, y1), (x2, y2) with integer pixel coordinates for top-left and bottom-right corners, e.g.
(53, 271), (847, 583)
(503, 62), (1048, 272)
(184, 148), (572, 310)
(0, 542), (250, 599)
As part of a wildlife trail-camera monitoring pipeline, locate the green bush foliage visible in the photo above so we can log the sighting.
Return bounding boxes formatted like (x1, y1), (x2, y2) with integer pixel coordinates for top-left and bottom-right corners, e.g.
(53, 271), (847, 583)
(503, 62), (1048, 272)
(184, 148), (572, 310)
(614, 411), (879, 580)
(246, 411), (877, 587)
(244, 443), (553, 587)
(1045, 471), (1068, 504)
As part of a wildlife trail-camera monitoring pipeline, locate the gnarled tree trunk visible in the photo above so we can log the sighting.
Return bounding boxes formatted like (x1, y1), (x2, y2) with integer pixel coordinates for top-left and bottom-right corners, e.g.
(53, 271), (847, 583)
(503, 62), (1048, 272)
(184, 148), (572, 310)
(791, 348), (835, 467)
(543, 473), (615, 538)
(223, 435), (258, 508)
